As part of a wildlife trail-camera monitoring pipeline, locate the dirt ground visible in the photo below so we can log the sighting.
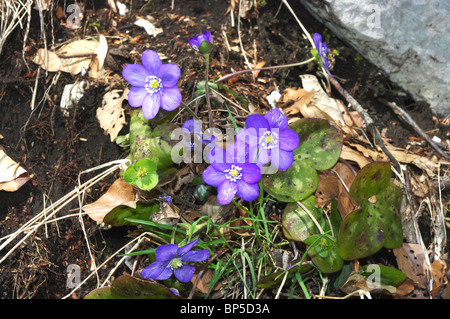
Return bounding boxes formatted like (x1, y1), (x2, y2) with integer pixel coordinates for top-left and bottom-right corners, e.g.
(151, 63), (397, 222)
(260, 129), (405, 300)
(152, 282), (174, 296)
(0, 0), (448, 299)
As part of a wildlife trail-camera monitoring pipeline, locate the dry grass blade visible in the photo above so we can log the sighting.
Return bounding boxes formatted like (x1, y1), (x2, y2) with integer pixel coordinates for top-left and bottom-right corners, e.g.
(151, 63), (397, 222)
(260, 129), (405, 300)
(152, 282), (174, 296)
(0, 0), (33, 55)
(0, 159), (129, 265)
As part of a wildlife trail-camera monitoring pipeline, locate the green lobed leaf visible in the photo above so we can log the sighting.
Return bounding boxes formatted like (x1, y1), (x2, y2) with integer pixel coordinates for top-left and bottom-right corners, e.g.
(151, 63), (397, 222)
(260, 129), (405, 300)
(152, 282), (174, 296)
(304, 234), (343, 274)
(359, 264), (407, 287)
(349, 161), (391, 206)
(338, 162), (404, 260)
(129, 109), (173, 170)
(262, 118), (343, 202)
(103, 202), (160, 227)
(84, 275), (182, 299)
(282, 195), (326, 242)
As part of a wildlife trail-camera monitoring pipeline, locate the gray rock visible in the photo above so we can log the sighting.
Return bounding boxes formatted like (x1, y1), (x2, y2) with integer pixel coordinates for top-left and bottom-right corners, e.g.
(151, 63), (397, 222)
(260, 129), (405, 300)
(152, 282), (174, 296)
(298, 0), (450, 116)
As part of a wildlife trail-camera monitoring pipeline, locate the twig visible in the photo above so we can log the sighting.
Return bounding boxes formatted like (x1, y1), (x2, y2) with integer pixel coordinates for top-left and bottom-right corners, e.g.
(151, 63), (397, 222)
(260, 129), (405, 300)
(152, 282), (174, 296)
(379, 99), (450, 160)
(329, 76), (403, 175)
(215, 58), (315, 83)
(237, 0), (253, 77)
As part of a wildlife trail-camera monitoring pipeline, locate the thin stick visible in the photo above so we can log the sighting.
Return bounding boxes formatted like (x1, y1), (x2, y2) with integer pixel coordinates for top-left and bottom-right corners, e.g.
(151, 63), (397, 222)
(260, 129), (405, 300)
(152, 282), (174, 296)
(204, 54), (214, 128)
(379, 99), (450, 160)
(237, 0), (253, 76)
(187, 247), (227, 299)
(62, 232), (147, 298)
(330, 76), (403, 175)
(0, 159), (128, 265)
(297, 201), (324, 234)
(215, 58), (315, 83)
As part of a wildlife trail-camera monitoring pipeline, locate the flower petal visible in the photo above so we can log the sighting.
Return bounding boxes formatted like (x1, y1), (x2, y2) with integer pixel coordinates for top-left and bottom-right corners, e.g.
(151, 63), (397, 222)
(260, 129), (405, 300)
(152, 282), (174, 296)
(177, 238), (200, 256)
(271, 148), (294, 170)
(160, 86), (182, 111)
(208, 147), (232, 171)
(181, 249), (210, 262)
(236, 128), (259, 153)
(217, 179), (237, 205)
(203, 30), (213, 44)
(245, 114), (270, 132)
(255, 147), (270, 168)
(158, 64), (181, 88)
(155, 243), (178, 261)
(236, 180), (259, 202)
(189, 37), (199, 51)
(140, 260), (173, 281)
(182, 119), (202, 134)
(122, 64), (149, 87)
(279, 128), (299, 151)
(264, 109), (288, 130)
(314, 33), (323, 52)
(240, 163), (261, 184)
(174, 264), (195, 283)
(127, 86), (148, 107)
(202, 166), (226, 187)
(141, 50), (162, 76)
(142, 92), (161, 119)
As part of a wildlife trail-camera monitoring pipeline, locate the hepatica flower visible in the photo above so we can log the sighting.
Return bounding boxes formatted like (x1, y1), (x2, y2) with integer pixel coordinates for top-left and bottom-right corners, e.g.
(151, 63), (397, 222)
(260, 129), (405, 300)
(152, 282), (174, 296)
(189, 30), (213, 55)
(238, 109), (299, 170)
(122, 50), (182, 120)
(182, 119), (217, 147)
(312, 33), (331, 74)
(141, 238), (209, 283)
(203, 142), (261, 205)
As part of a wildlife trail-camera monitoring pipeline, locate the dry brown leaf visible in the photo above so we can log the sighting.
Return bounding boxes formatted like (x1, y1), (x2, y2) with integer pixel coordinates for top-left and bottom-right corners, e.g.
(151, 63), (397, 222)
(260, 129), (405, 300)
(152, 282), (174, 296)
(300, 74), (346, 126)
(191, 268), (222, 294)
(0, 147), (31, 192)
(32, 36), (107, 78)
(150, 202), (179, 225)
(340, 145), (372, 169)
(315, 176), (340, 209)
(282, 87), (313, 117)
(252, 61), (266, 78)
(315, 170), (356, 219)
(430, 259), (447, 296)
(386, 144), (449, 177)
(89, 35), (108, 78)
(393, 243), (427, 289)
(96, 88), (128, 142)
(82, 178), (136, 222)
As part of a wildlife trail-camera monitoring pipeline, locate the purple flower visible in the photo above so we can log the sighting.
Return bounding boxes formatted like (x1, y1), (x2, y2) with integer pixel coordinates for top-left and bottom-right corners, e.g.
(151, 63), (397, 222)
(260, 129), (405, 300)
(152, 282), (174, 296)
(140, 238), (209, 283)
(313, 33), (330, 73)
(203, 142), (261, 205)
(122, 50), (182, 120)
(189, 30), (214, 55)
(182, 119), (217, 147)
(237, 109), (299, 170)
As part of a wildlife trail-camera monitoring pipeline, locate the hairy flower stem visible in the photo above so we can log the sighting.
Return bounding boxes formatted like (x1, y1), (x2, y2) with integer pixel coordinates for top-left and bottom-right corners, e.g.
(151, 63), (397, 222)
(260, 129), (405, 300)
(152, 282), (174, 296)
(204, 54), (214, 128)
(215, 57), (315, 83)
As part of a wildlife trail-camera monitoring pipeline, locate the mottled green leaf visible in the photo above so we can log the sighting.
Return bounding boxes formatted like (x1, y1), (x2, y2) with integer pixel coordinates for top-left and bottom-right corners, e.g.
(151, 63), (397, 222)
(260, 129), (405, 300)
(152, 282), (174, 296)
(349, 161), (391, 206)
(103, 202), (160, 227)
(129, 109), (173, 170)
(262, 118), (343, 202)
(282, 195), (326, 242)
(85, 275), (181, 299)
(304, 234), (343, 274)
(338, 162), (404, 260)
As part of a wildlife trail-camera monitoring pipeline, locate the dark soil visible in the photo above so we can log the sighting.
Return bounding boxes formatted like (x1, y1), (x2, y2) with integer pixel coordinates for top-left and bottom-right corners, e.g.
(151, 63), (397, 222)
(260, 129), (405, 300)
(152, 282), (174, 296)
(0, 0), (447, 299)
